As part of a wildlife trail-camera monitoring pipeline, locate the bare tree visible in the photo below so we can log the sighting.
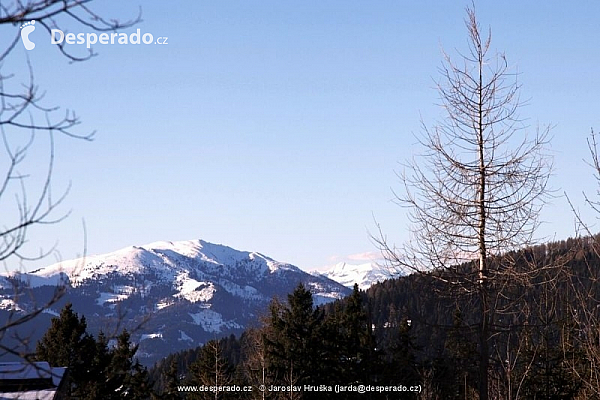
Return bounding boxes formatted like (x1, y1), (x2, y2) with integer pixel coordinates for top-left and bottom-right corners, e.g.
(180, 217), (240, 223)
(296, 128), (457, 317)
(188, 339), (232, 400)
(375, 7), (552, 399)
(243, 327), (272, 400)
(0, 0), (138, 361)
(563, 129), (600, 398)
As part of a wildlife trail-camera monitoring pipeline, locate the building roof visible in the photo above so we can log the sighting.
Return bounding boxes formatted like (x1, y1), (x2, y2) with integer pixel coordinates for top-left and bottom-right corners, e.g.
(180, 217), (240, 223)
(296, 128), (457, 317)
(0, 362), (67, 399)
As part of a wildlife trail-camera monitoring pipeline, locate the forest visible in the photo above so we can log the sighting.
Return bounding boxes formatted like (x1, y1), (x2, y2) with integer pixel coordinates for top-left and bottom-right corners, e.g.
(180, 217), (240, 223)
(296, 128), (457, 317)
(141, 236), (600, 399)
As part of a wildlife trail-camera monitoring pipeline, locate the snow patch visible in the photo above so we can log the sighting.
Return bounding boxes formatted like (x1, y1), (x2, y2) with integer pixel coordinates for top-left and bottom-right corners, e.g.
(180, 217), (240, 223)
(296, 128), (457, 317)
(189, 309), (242, 333)
(7, 272), (69, 288)
(96, 292), (129, 306)
(217, 280), (263, 301)
(173, 273), (215, 303)
(179, 330), (194, 342)
(156, 299), (173, 310)
(27, 246), (165, 287)
(0, 298), (21, 311)
(42, 308), (60, 317)
(141, 333), (163, 341)
(313, 262), (390, 290)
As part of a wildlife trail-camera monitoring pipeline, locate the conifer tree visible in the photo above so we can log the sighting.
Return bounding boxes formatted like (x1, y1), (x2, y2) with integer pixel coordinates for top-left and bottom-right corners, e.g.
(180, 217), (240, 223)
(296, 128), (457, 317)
(35, 303), (96, 396)
(442, 309), (478, 399)
(338, 284), (380, 386)
(35, 303), (92, 366)
(78, 331), (113, 399)
(162, 358), (182, 400)
(388, 318), (420, 394)
(187, 339), (233, 400)
(265, 284), (325, 394)
(107, 329), (151, 399)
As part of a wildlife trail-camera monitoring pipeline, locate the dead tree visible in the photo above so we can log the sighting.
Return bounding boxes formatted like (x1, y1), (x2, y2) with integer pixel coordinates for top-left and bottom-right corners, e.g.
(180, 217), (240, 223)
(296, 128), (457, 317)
(564, 129), (600, 398)
(188, 339), (232, 400)
(243, 327), (271, 400)
(375, 7), (552, 399)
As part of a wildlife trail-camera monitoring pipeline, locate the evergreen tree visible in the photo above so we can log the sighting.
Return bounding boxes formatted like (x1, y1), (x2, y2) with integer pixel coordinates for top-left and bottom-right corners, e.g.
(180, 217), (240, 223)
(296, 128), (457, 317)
(265, 284), (325, 396)
(35, 303), (96, 396)
(162, 358), (182, 400)
(441, 309), (478, 399)
(187, 339), (233, 400)
(388, 318), (420, 396)
(107, 329), (151, 399)
(338, 284), (381, 387)
(78, 331), (113, 399)
(36, 305), (151, 399)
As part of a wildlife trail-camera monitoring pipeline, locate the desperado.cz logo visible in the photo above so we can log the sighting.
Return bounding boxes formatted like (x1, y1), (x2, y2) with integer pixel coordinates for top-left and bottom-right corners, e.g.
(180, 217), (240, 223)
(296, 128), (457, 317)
(20, 20), (168, 51)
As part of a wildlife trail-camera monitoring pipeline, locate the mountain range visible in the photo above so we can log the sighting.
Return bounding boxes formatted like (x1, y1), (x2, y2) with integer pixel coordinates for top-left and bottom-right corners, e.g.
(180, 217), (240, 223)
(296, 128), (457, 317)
(313, 261), (392, 290)
(0, 239), (355, 366)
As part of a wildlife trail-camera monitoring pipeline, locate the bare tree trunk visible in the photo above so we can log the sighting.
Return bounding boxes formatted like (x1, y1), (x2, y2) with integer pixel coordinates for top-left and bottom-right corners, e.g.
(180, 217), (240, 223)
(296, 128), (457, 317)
(477, 41), (489, 399)
(375, 6), (552, 399)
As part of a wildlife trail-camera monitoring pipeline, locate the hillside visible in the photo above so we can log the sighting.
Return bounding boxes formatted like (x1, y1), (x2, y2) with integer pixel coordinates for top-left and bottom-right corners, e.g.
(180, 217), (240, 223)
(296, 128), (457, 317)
(0, 239), (350, 366)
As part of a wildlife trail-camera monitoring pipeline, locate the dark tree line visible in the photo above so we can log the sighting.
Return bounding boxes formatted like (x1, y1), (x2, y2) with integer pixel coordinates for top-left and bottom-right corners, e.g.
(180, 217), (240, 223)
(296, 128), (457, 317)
(150, 284), (419, 399)
(35, 303), (151, 399)
(30, 237), (600, 399)
(147, 236), (600, 399)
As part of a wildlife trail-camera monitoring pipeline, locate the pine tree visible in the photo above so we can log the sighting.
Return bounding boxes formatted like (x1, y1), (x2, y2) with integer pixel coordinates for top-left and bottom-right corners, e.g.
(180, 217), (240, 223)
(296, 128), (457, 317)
(107, 329), (151, 399)
(265, 283), (325, 396)
(36, 305), (153, 399)
(162, 358), (182, 400)
(441, 309), (478, 399)
(78, 331), (113, 399)
(35, 303), (96, 396)
(389, 318), (420, 392)
(338, 284), (381, 386)
(187, 339), (233, 400)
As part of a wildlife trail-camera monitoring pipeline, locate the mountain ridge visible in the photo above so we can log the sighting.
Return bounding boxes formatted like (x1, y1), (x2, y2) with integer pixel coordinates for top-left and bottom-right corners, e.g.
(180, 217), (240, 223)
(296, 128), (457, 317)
(312, 261), (393, 290)
(0, 239), (351, 366)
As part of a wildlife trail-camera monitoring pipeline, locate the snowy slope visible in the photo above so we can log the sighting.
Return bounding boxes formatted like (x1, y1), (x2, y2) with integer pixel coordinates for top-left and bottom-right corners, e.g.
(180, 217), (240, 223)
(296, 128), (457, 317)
(313, 261), (392, 290)
(25, 240), (278, 286)
(1, 239), (350, 366)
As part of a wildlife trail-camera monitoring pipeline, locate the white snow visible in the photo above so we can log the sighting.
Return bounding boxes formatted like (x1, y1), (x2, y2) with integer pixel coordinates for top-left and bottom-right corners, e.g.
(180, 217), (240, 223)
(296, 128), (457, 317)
(112, 285), (136, 295)
(7, 239), (347, 317)
(20, 239), (278, 288)
(156, 300), (173, 310)
(179, 330), (194, 342)
(42, 308), (60, 317)
(23, 246), (164, 287)
(189, 309), (243, 333)
(142, 240), (273, 272)
(0, 298), (21, 311)
(216, 280), (263, 301)
(140, 333), (163, 341)
(96, 292), (129, 306)
(173, 273), (215, 303)
(3, 272), (69, 288)
(95, 285), (138, 306)
(313, 262), (391, 290)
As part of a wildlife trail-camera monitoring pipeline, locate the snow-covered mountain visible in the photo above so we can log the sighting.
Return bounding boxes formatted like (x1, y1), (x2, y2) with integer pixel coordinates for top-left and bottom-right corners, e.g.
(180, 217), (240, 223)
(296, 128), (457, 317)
(0, 239), (350, 366)
(312, 261), (392, 290)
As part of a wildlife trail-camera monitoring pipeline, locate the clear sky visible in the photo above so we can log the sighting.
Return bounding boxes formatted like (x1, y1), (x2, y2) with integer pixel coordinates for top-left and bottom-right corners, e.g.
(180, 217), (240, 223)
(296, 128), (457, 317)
(3, 1), (600, 272)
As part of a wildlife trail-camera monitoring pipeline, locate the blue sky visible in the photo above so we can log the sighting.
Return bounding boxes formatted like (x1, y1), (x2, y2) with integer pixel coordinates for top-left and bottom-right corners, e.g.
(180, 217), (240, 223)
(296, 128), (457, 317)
(4, 1), (600, 271)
